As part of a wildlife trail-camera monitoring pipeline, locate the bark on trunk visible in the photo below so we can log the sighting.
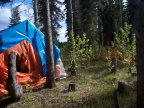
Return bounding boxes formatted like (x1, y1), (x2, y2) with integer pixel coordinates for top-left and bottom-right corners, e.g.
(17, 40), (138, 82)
(68, 82), (76, 91)
(67, 0), (76, 76)
(33, 0), (39, 29)
(6, 51), (23, 100)
(134, 1), (144, 107)
(117, 81), (126, 94)
(73, 0), (83, 38)
(113, 90), (119, 108)
(67, 0), (73, 40)
(43, 0), (55, 88)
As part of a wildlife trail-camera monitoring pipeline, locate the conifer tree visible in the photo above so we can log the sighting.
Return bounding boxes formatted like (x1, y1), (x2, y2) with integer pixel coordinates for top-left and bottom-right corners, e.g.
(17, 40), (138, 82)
(72, 0), (83, 38)
(65, 0), (98, 43)
(9, 6), (21, 27)
(38, 0), (64, 44)
(126, 0), (135, 25)
(65, 0), (76, 76)
(97, 0), (124, 45)
(80, 0), (97, 43)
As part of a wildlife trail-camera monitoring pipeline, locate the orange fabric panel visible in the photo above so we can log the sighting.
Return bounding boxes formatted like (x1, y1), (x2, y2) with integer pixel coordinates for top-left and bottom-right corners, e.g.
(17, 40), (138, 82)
(0, 40), (46, 97)
(55, 61), (60, 78)
(0, 40), (61, 97)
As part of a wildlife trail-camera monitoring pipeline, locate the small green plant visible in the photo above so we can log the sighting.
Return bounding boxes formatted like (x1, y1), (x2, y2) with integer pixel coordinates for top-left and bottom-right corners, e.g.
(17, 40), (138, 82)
(87, 41), (102, 61)
(25, 82), (29, 92)
(70, 32), (94, 65)
(70, 32), (77, 76)
(24, 82), (33, 107)
(111, 22), (136, 68)
(27, 95), (32, 106)
(106, 50), (111, 65)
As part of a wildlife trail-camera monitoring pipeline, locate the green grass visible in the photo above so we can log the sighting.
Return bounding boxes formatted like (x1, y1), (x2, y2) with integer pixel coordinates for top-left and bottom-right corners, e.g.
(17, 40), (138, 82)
(0, 60), (137, 108)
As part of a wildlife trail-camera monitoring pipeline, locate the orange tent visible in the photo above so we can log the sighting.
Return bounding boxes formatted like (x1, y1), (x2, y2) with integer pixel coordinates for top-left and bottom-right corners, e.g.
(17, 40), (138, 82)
(0, 20), (66, 97)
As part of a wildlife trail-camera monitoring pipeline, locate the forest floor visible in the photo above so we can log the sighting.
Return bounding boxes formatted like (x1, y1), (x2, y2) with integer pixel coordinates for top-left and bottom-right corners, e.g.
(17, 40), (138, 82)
(0, 60), (137, 108)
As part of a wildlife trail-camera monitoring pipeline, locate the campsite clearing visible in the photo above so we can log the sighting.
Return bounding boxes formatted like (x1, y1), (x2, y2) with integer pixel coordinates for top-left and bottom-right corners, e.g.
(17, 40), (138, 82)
(0, 61), (137, 108)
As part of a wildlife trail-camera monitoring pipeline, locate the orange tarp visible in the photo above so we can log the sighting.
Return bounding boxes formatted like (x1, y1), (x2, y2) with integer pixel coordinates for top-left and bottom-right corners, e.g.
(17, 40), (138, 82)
(54, 61), (60, 78)
(0, 40), (47, 97)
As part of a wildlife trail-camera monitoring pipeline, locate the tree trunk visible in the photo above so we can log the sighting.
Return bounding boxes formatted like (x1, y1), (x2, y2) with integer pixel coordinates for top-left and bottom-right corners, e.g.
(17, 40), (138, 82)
(134, 1), (144, 107)
(119, 0), (124, 60)
(67, 0), (76, 76)
(33, 0), (39, 29)
(6, 51), (23, 100)
(73, 0), (83, 38)
(113, 90), (119, 108)
(42, 0), (55, 88)
(67, 0), (73, 40)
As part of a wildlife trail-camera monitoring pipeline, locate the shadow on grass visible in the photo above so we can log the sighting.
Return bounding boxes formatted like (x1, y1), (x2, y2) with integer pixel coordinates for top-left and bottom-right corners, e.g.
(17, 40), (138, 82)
(31, 83), (45, 92)
(0, 96), (18, 108)
(63, 85), (136, 108)
(61, 87), (116, 108)
(0, 84), (45, 108)
(79, 65), (109, 76)
(125, 75), (136, 82)
(61, 90), (69, 94)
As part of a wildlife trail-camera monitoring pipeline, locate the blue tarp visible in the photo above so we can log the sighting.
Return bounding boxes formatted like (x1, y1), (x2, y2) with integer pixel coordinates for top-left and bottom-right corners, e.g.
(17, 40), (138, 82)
(0, 20), (60, 76)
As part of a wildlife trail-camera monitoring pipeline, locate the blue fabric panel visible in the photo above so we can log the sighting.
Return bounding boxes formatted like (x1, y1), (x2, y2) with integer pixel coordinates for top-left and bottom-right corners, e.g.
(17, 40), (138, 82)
(0, 21), (28, 53)
(53, 44), (60, 66)
(0, 20), (60, 76)
(41, 44), (60, 76)
(24, 21), (60, 76)
(0, 27), (11, 34)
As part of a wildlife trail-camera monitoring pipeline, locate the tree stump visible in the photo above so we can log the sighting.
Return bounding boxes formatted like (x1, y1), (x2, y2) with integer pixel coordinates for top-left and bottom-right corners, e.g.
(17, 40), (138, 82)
(113, 90), (119, 108)
(111, 57), (117, 73)
(68, 82), (76, 91)
(6, 51), (23, 100)
(112, 77), (116, 81)
(128, 67), (132, 73)
(71, 60), (76, 76)
(117, 81), (126, 94)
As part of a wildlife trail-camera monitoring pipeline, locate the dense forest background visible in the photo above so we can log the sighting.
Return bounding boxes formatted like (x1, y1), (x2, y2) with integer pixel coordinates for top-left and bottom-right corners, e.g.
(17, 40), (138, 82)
(1, 0), (135, 46)
(64, 0), (134, 46)
(1, 0), (144, 107)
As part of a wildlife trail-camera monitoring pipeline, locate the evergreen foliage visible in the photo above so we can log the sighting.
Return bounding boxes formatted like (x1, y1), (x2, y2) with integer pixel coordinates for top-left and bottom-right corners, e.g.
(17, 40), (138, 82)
(65, 0), (98, 43)
(38, 0), (65, 44)
(65, 0), (127, 46)
(126, 0), (135, 25)
(80, 0), (97, 43)
(97, 0), (125, 45)
(72, 0), (83, 39)
(8, 6), (21, 27)
(0, 0), (11, 6)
